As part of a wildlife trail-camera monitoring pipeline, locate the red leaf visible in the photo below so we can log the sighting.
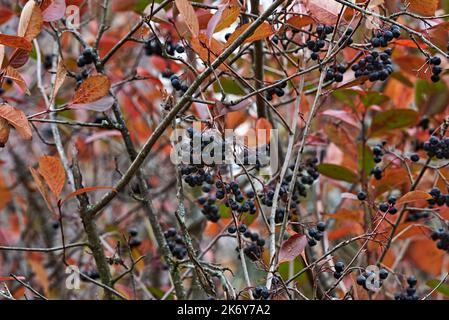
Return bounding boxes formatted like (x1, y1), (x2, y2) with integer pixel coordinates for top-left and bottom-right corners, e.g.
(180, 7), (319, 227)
(0, 7), (14, 25)
(278, 234), (307, 263)
(42, 0), (66, 22)
(60, 186), (116, 205)
(0, 34), (32, 51)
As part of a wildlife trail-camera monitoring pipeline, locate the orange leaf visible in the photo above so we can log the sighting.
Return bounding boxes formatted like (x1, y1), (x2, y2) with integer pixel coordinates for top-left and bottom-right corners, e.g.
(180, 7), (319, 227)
(255, 117), (272, 144)
(225, 22), (273, 47)
(175, 0), (199, 37)
(207, 0), (240, 40)
(396, 190), (432, 205)
(60, 186), (115, 205)
(0, 117), (10, 147)
(403, 0), (438, 16)
(0, 103), (32, 140)
(51, 60), (66, 102)
(190, 34), (227, 71)
(0, 7), (14, 25)
(30, 167), (55, 214)
(392, 39), (428, 49)
(18, 0), (43, 41)
(37, 155), (65, 198)
(0, 34), (32, 51)
(407, 239), (444, 276)
(4, 66), (30, 94)
(282, 15), (314, 32)
(72, 75), (111, 104)
(0, 171), (12, 209)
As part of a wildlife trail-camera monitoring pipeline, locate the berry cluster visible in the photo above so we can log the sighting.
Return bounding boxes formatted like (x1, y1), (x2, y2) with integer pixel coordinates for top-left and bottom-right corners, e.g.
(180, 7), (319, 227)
(428, 56), (442, 82)
(378, 196), (398, 215)
(427, 187), (449, 207)
(371, 26), (401, 48)
(307, 221), (326, 247)
(333, 261), (345, 279)
(423, 136), (449, 159)
(324, 64), (346, 83)
(229, 224), (265, 261)
(395, 276), (419, 300)
(170, 74), (189, 93)
(306, 24), (334, 61)
(260, 158), (320, 225)
(144, 38), (184, 56)
(338, 27), (355, 47)
(252, 285), (270, 300)
(265, 81), (287, 101)
(352, 49), (393, 83)
(356, 268), (388, 291)
(165, 227), (188, 260)
(77, 47), (97, 68)
(431, 227), (449, 253)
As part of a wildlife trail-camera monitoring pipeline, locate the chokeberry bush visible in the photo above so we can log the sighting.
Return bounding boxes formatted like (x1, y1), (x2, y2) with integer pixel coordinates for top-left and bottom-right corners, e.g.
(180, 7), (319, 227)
(1, 0), (449, 302)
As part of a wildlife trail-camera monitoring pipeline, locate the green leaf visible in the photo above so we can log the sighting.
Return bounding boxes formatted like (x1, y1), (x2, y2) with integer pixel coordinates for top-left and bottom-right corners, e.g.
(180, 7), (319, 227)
(278, 256), (310, 287)
(415, 80), (449, 116)
(358, 143), (375, 177)
(332, 89), (359, 108)
(317, 163), (358, 183)
(369, 109), (418, 137)
(214, 78), (245, 95)
(426, 279), (449, 297)
(360, 92), (389, 108)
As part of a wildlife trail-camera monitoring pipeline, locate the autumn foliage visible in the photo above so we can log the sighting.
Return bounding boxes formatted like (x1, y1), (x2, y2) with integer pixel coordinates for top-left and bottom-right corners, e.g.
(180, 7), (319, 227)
(1, 0), (449, 301)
